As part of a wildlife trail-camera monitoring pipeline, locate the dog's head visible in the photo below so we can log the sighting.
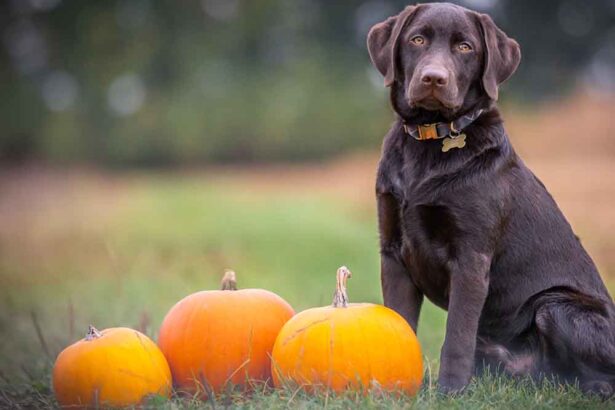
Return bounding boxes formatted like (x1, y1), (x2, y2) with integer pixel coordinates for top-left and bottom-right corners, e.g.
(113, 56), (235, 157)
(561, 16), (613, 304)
(367, 3), (520, 122)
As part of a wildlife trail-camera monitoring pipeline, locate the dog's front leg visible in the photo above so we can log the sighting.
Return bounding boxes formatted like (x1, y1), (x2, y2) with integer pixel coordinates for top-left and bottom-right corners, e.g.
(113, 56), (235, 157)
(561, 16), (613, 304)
(438, 252), (491, 394)
(382, 252), (424, 332)
(378, 192), (424, 332)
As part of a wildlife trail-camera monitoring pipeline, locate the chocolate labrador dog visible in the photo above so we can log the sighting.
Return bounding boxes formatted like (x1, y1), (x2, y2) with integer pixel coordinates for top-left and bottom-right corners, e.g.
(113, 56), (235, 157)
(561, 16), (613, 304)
(367, 2), (615, 396)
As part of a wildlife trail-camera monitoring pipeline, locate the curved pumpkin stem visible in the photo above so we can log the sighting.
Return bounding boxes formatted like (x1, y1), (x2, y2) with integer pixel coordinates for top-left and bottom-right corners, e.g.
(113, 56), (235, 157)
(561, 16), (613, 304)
(332, 266), (352, 308)
(221, 270), (238, 291)
(85, 325), (102, 341)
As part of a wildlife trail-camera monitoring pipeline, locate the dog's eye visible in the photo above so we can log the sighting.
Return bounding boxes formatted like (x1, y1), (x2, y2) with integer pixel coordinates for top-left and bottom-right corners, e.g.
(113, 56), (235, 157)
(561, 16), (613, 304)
(410, 36), (425, 46)
(458, 42), (473, 52)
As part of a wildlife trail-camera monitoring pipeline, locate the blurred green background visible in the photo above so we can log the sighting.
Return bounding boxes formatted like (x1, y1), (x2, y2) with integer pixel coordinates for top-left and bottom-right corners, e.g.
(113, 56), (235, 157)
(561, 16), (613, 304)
(1, 0), (614, 166)
(1, 0), (615, 398)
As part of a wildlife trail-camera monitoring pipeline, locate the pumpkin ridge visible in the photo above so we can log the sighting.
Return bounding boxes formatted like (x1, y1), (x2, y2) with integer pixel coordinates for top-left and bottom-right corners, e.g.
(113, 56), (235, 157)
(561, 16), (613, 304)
(357, 315), (372, 388)
(327, 319), (335, 389)
(282, 318), (330, 346)
(117, 368), (157, 383)
(134, 330), (169, 387)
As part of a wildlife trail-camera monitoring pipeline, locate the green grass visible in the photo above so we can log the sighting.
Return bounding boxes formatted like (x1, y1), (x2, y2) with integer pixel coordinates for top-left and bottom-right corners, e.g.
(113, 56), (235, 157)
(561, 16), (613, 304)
(0, 175), (611, 408)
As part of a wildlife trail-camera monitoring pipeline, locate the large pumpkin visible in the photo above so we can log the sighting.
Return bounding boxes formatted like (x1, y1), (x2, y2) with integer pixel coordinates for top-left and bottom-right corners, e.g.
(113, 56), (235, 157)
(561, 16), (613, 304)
(271, 267), (423, 395)
(158, 270), (295, 395)
(53, 326), (172, 408)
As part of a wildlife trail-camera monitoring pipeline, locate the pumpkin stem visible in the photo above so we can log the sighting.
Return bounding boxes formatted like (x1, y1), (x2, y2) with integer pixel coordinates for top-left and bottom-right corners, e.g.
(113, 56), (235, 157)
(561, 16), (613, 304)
(85, 325), (102, 341)
(221, 269), (238, 291)
(332, 266), (352, 308)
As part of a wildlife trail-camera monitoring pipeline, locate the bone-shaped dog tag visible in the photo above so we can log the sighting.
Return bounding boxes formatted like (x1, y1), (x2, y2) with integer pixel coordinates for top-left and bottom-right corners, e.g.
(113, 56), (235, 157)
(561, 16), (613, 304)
(442, 134), (466, 152)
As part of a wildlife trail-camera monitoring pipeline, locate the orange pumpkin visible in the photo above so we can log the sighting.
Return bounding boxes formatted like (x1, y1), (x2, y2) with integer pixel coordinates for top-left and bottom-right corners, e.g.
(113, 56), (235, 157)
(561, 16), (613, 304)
(271, 266), (423, 395)
(53, 326), (172, 408)
(158, 270), (295, 395)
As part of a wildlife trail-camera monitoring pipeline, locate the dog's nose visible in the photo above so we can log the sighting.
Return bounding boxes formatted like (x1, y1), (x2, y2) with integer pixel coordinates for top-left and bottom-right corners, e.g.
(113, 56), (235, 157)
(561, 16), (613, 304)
(421, 67), (449, 87)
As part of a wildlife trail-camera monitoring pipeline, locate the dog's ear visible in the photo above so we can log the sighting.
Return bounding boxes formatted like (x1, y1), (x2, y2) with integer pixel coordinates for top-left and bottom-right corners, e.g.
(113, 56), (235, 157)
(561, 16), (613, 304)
(477, 13), (521, 100)
(367, 5), (419, 87)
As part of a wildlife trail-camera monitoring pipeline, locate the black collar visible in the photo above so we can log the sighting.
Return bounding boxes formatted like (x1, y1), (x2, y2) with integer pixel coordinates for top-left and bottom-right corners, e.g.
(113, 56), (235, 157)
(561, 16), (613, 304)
(402, 109), (484, 141)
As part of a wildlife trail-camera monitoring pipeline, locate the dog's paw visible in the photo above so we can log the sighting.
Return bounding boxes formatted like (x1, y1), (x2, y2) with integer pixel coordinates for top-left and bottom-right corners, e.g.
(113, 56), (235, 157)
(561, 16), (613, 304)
(437, 374), (469, 395)
(581, 380), (613, 399)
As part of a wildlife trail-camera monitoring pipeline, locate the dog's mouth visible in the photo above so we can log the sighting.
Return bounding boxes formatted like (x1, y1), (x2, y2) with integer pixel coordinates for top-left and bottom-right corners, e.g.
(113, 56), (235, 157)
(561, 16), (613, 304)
(414, 96), (451, 110)
(409, 91), (460, 114)
(409, 96), (461, 120)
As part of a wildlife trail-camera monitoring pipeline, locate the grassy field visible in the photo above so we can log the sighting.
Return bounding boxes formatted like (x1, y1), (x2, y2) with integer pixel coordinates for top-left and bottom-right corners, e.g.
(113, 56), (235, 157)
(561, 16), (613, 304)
(0, 166), (612, 409)
(2, 93), (615, 408)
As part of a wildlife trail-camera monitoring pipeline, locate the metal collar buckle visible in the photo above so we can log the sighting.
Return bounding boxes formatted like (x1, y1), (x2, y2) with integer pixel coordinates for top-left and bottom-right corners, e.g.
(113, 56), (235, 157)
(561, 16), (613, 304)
(417, 123), (438, 140)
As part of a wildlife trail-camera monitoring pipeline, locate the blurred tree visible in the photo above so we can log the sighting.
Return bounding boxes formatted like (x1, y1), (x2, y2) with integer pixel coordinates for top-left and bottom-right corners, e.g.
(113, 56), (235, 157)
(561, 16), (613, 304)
(0, 0), (613, 166)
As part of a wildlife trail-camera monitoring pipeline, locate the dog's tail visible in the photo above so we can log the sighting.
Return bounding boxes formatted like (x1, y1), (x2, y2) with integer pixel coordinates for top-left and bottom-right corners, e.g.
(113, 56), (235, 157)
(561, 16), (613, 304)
(476, 340), (538, 377)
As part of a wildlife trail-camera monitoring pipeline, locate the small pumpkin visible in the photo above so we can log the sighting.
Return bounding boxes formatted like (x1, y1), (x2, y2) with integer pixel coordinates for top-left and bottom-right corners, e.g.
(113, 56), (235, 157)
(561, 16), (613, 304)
(53, 326), (172, 408)
(271, 266), (423, 395)
(158, 270), (295, 395)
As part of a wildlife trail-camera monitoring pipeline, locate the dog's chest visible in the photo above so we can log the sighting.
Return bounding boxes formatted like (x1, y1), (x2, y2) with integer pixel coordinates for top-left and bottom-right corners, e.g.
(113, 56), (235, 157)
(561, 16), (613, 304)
(379, 140), (482, 309)
(384, 159), (471, 309)
(399, 198), (456, 309)
(391, 180), (457, 309)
